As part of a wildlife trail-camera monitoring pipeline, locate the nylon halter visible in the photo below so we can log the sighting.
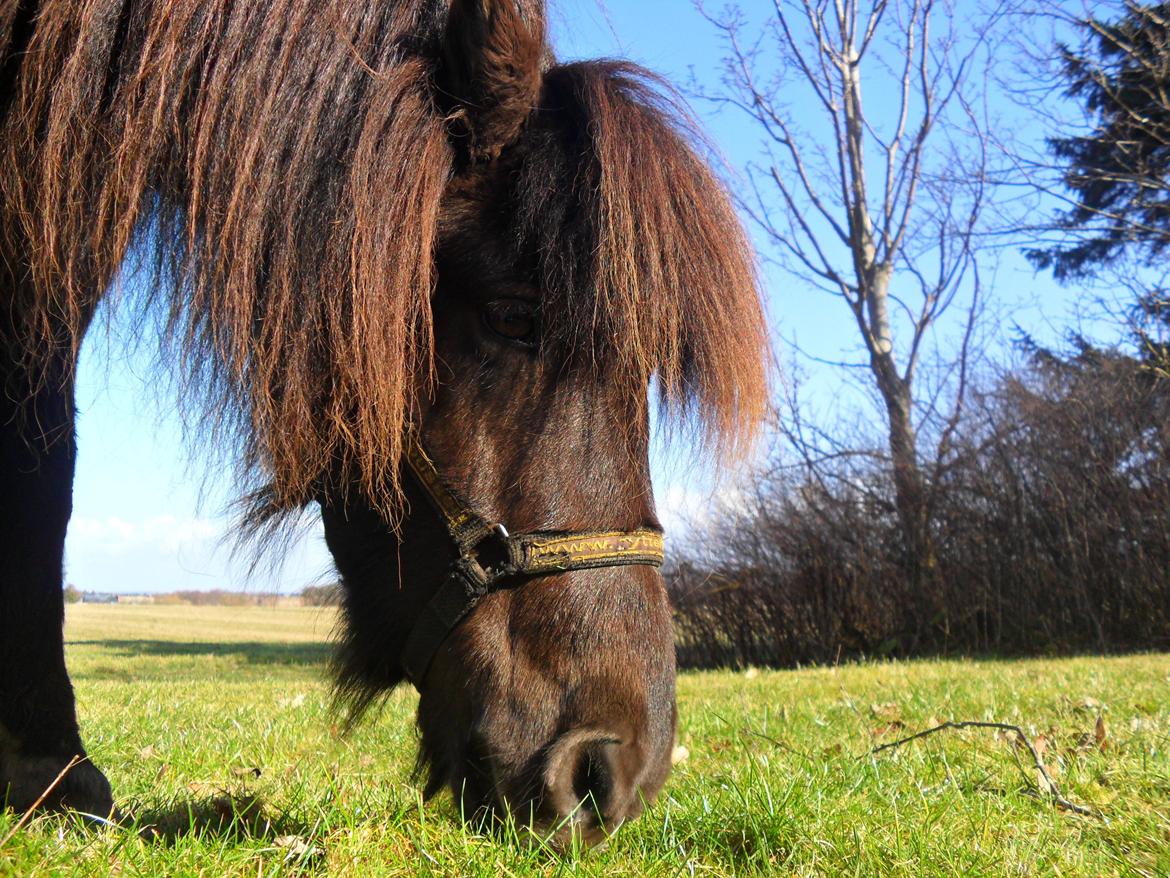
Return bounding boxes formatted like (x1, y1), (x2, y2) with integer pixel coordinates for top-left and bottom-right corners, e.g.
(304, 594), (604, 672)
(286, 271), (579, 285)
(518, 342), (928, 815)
(400, 439), (665, 687)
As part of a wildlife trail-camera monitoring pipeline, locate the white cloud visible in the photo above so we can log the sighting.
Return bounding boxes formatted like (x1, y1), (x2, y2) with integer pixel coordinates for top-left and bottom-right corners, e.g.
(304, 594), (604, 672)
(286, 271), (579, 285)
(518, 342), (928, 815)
(68, 514), (222, 556)
(65, 513), (334, 593)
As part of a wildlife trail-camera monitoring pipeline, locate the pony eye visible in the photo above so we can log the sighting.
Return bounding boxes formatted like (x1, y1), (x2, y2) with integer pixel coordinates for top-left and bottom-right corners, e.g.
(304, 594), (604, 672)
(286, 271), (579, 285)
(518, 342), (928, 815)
(482, 299), (538, 346)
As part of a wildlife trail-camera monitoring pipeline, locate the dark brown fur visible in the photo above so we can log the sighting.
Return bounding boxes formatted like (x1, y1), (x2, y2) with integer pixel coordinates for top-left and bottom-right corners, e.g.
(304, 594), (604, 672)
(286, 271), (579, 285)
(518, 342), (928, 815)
(0, 0), (767, 840)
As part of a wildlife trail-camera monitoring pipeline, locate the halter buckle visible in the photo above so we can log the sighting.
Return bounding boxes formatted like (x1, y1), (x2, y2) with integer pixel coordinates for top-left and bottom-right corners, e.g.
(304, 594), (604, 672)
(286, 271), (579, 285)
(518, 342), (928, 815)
(452, 554), (492, 599)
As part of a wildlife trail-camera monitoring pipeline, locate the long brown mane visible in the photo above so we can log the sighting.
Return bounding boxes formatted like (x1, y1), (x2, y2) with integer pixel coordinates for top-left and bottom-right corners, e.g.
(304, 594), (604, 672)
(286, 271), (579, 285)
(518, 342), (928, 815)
(0, 0), (766, 516)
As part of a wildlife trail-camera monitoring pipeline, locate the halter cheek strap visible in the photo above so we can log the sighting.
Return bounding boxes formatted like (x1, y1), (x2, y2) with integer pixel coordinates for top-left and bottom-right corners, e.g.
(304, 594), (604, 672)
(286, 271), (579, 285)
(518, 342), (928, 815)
(400, 440), (665, 687)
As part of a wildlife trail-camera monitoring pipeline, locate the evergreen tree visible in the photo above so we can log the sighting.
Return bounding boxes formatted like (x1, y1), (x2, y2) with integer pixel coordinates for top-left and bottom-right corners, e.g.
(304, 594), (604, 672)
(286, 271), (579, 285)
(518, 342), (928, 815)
(1032, 4), (1170, 280)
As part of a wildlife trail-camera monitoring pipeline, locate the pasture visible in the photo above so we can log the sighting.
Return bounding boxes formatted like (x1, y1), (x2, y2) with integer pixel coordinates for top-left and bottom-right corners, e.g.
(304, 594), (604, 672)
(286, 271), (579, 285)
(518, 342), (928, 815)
(1, 605), (1167, 877)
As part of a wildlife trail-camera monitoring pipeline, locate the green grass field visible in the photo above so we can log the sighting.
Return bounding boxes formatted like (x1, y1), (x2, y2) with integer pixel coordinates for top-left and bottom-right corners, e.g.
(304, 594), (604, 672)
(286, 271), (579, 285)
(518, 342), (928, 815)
(1, 605), (1167, 877)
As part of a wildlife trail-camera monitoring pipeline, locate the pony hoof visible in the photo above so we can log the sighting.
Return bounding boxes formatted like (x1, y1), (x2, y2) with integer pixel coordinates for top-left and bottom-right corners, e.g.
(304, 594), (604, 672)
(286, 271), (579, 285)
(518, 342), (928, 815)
(0, 753), (114, 818)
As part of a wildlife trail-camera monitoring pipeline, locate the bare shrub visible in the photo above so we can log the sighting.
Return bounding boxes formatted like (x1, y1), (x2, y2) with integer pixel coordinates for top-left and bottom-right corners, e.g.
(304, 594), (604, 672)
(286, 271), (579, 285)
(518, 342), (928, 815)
(671, 342), (1170, 668)
(299, 584), (342, 607)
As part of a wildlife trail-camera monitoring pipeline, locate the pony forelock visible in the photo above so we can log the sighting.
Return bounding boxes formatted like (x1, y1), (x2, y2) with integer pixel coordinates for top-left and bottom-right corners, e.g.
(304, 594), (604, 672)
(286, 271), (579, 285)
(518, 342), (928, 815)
(512, 60), (769, 457)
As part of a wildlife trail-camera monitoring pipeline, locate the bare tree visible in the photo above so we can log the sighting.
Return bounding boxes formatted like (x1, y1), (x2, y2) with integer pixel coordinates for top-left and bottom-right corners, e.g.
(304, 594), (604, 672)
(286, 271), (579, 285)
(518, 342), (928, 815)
(699, 0), (1004, 587)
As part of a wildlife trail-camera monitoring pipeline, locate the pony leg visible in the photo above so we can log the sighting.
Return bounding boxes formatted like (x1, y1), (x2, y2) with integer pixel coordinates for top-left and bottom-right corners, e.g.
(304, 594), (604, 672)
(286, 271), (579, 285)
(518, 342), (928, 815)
(0, 290), (113, 815)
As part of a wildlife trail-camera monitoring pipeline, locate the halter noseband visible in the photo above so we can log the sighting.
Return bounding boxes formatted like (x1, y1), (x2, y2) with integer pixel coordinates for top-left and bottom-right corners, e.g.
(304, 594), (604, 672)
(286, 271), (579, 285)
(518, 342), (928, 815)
(400, 439), (665, 687)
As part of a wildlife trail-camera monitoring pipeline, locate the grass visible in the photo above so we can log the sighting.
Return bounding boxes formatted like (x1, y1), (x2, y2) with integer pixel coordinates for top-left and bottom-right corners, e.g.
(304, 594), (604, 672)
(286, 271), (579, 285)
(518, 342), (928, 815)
(1, 604), (1168, 877)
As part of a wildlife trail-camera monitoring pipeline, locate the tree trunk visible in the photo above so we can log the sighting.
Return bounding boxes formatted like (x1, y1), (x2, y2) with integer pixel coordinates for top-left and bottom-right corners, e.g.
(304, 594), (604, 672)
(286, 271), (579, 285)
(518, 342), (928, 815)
(874, 356), (937, 648)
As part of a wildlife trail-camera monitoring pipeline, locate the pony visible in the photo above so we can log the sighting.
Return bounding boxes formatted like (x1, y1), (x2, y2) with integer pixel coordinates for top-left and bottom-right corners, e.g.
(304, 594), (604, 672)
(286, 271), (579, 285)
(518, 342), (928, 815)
(0, 0), (766, 844)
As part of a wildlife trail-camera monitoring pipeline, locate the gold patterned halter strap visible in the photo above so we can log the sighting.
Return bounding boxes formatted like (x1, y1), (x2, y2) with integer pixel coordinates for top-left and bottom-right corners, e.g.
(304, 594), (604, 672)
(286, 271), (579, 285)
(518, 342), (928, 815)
(400, 439), (665, 686)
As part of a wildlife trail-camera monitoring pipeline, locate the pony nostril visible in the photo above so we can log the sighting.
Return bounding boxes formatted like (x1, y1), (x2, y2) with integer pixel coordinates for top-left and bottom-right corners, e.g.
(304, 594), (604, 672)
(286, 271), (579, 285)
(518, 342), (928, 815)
(571, 743), (614, 821)
(543, 730), (633, 836)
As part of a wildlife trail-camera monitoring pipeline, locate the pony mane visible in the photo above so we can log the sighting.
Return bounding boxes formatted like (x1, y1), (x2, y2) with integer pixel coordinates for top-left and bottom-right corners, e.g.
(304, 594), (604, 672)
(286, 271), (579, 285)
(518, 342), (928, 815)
(513, 61), (768, 455)
(2, 0), (454, 515)
(1, 3), (766, 520)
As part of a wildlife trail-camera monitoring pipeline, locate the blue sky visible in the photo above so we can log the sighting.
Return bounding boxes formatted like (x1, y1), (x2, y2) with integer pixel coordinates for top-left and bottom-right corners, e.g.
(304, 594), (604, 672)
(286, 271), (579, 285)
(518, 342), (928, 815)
(65, 0), (1093, 594)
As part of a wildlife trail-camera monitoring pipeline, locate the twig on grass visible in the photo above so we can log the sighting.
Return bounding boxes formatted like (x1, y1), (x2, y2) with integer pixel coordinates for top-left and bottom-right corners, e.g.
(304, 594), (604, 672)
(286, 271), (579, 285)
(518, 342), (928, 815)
(868, 720), (1104, 820)
(744, 729), (816, 763)
(0, 755), (83, 849)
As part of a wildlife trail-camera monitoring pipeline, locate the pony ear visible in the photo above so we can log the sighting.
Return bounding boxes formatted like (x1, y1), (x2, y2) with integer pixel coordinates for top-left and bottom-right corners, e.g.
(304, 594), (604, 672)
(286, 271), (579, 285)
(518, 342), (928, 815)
(436, 0), (546, 164)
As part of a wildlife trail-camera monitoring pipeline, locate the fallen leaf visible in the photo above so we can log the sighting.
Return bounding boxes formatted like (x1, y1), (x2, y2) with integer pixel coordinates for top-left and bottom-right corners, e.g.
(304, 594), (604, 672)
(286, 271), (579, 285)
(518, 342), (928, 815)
(872, 721), (906, 738)
(1130, 716), (1158, 733)
(870, 702), (902, 721)
(274, 835), (324, 861)
(1032, 734), (1050, 759)
(671, 745), (690, 765)
(1035, 767), (1056, 796)
(1094, 715), (1108, 751)
(231, 766), (262, 779)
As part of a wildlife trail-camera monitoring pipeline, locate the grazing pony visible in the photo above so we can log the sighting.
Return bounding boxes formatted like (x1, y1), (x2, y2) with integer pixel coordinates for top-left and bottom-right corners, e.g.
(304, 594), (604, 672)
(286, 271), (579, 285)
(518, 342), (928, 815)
(0, 0), (766, 843)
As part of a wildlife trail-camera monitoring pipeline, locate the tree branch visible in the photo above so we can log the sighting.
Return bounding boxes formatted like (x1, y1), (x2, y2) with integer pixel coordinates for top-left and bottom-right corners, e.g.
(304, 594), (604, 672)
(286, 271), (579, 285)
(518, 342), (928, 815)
(869, 720), (1104, 820)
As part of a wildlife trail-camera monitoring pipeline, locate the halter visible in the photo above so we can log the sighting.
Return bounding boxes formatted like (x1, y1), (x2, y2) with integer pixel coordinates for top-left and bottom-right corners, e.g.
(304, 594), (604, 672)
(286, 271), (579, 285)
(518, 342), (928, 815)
(400, 439), (665, 687)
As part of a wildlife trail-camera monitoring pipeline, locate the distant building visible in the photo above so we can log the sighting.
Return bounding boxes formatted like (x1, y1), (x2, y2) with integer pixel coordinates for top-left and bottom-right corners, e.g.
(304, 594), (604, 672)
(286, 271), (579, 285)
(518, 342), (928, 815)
(116, 594), (155, 605)
(80, 592), (119, 604)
